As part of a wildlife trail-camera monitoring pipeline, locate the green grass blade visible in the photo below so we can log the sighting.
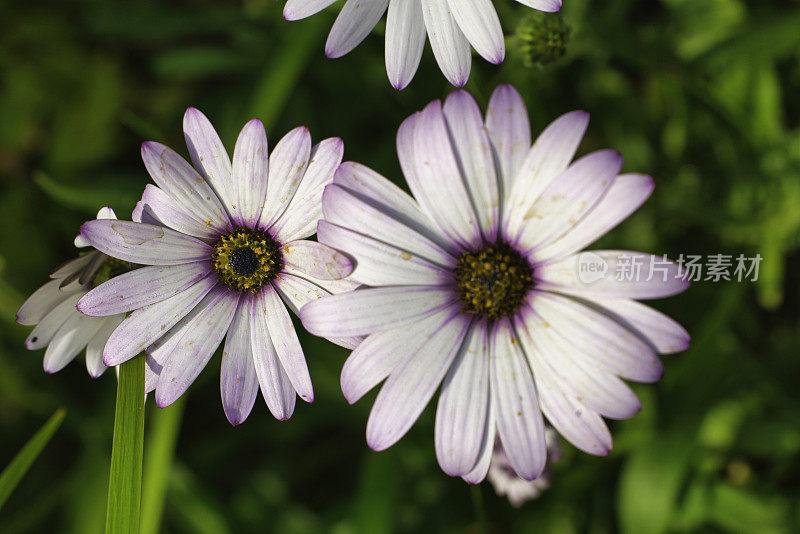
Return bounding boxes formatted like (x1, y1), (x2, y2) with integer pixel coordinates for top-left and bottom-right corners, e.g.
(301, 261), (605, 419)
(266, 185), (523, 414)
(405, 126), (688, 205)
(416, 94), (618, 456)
(140, 396), (185, 534)
(105, 355), (146, 534)
(0, 408), (67, 510)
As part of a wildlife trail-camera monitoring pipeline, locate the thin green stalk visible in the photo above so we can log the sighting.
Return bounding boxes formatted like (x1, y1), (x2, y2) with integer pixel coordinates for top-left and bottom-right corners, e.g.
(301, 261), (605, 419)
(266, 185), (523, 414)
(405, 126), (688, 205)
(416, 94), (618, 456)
(105, 355), (145, 534)
(0, 408), (66, 510)
(140, 395), (186, 534)
(470, 484), (488, 534)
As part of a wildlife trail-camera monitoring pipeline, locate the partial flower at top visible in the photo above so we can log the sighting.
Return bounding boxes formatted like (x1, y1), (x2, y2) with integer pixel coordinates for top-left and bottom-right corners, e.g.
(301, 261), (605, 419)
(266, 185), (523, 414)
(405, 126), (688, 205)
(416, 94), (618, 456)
(77, 108), (358, 425)
(301, 85), (690, 482)
(283, 0), (563, 89)
(16, 208), (134, 377)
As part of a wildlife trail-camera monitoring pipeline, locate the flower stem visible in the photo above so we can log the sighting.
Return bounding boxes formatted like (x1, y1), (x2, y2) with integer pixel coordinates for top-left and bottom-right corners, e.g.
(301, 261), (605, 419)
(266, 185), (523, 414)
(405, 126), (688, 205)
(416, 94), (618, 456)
(105, 355), (145, 534)
(140, 395), (185, 534)
(470, 484), (488, 534)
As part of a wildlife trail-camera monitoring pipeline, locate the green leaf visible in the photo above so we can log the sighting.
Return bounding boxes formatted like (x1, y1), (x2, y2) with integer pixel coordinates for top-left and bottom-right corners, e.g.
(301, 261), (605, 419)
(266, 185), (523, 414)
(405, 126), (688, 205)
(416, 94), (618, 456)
(617, 433), (694, 534)
(141, 396), (185, 534)
(34, 171), (141, 215)
(0, 408), (67, 511)
(105, 355), (146, 534)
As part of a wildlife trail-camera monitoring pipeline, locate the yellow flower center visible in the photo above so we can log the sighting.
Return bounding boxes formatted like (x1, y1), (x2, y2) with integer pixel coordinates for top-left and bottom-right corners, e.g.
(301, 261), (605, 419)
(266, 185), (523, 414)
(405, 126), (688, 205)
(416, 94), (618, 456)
(454, 243), (533, 320)
(212, 228), (282, 293)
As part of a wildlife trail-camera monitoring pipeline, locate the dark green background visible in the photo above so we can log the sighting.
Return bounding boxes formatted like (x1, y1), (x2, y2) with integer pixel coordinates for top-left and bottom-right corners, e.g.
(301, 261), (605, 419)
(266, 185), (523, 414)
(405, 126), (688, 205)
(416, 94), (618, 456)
(1, 0), (799, 532)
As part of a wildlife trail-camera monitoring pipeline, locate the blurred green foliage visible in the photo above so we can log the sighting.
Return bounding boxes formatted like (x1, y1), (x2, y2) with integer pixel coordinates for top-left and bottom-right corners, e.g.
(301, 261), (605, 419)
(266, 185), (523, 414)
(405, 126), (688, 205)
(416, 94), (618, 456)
(1, 0), (799, 532)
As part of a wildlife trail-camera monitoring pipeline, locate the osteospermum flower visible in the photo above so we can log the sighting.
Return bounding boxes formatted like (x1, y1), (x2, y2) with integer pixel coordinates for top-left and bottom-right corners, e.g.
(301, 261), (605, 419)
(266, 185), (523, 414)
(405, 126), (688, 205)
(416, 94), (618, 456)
(16, 208), (132, 377)
(485, 428), (561, 507)
(301, 85), (690, 481)
(283, 0), (562, 89)
(76, 108), (357, 424)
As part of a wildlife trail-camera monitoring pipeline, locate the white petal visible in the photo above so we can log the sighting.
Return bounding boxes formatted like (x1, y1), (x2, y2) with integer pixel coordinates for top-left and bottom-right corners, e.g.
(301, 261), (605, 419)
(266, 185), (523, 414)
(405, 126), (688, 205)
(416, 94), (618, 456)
(407, 101), (481, 248)
(322, 182), (455, 268)
(103, 274), (217, 366)
(231, 118), (269, 228)
(443, 90), (500, 241)
(85, 315), (124, 378)
(534, 173), (654, 261)
(504, 111), (589, 238)
(435, 323), (490, 476)
(485, 85), (531, 194)
(258, 127), (311, 229)
(317, 220), (450, 286)
(25, 293), (84, 350)
(516, 149), (622, 252)
(281, 239), (353, 281)
(325, 0), (389, 58)
(461, 396), (496, 484)
(50, 254), (94, 280)
(445, 0), (504, 64)
(248, 295), (297, 420)
(257, 286), (313, 403)
(300, 285), (458, 337)
(536, 250), (691, 300)
(385, 0), (426, 89)
(43, 311), (105, 373)
(220, 298), (260, 425)
(141, 141), (231, 233)
(140, 184), (221, 240)
(154, 288), (239, 408)
(183, 108), (235, 215)
(340, 308), (453, 403)
(284, 0), (339, 20)
(366, 312), (471, 450)
(490, 319), (547, 480)
(515, 0), (562, 13)
(80, 220), (212, 266)
(420, 0), (471, 86)
(17, 279), (82, 326)
(272, 137), (344, 242)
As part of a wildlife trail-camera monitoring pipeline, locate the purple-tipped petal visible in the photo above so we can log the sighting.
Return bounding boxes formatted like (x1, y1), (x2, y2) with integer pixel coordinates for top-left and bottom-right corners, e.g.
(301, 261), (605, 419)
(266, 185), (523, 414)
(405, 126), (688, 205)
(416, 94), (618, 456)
(435, 323), (490, 477)
(85, 315), (123, 378)
(504, 110), (589, 239)
(366, 312), (470, 450)
(80, 220), (212, 266)
(272, 137), (344, 242)
(445, 0), (504, 64)
(17, 279), (81, 326)
(154, 287), (239, 408)
(183, 107), (235, 215)
(78, 262), (211, 317)
(516, 0), (562, 13)
(141, 141), (230, 233)
(490, 319), (547, 481)
(102, 274), (216, 366)
(340, 309), (453, 404)
(300, 285), (458, 337)
(516, 150), (622, 252)
(248, 295), (297, 420)
(442, 90), (500, 241)
(385, 0), (426, 89)
(317, 221), (450, 286)
(231, 118), (269, 228)
(26, 293), (83, 350)
(258, 127), (311, 229)
(420, 0), (471, 86)
(281, 239), (353, 281)
(535, 174), (654, 261)
(221, 298), (260, 425)
(536, 250), (691, 300)
(140, 184), (221, 240)
(461, 398), (496, 484)
(325, 0), (389, 58)
(485, 85), (531, 192)
(256, 286), (314, 403)
(284, 0), (339, 21)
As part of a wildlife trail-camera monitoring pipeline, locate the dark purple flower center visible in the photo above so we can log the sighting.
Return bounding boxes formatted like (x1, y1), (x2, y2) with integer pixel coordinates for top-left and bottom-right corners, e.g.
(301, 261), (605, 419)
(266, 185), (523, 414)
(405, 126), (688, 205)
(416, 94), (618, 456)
(212, 228), (283, 293)
(453, 242), (533, 320)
